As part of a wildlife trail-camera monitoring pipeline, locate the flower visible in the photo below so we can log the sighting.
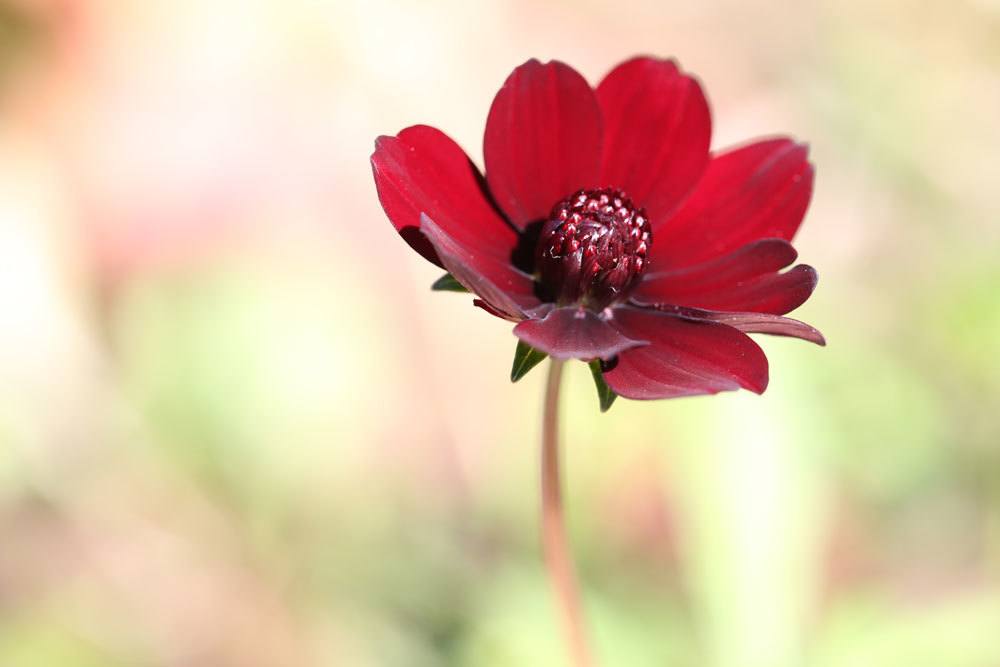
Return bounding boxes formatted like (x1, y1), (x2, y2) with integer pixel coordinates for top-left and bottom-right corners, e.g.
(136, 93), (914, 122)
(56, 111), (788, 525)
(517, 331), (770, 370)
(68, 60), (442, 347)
(371, 57), (823, 402)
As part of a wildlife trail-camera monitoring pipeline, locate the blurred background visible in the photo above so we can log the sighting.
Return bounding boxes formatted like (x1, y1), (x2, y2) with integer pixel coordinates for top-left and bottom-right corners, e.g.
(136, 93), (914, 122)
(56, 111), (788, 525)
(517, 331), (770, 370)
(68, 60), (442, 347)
(1, 0), (999, 665)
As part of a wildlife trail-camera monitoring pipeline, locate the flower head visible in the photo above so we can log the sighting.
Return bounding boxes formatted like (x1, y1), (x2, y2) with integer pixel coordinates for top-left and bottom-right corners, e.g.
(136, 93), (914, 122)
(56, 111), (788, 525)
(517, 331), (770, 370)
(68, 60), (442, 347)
(371, 57), (823, 403)
(536, 187), (651, 309)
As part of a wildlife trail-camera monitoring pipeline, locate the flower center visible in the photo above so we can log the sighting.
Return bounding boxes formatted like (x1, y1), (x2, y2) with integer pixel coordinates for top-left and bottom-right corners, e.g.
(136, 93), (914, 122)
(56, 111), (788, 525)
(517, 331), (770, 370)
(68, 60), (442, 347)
(534, 187), (651, 310)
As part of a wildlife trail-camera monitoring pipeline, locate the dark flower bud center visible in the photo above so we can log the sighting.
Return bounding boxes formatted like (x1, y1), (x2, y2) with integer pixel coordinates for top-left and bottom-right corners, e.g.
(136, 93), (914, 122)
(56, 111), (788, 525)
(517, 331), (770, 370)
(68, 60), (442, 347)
(535, 188), (652, 310)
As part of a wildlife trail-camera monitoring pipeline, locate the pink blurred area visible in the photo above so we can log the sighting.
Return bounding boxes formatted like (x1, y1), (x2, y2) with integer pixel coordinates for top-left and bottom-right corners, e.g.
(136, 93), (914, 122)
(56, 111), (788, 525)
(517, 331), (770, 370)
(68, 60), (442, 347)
(7, 1), (349, 277)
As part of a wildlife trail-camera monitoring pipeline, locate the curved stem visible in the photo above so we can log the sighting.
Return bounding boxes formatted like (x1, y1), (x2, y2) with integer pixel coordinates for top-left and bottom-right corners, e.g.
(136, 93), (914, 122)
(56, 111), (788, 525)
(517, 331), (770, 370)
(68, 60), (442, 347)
(541, 359), (597, 667)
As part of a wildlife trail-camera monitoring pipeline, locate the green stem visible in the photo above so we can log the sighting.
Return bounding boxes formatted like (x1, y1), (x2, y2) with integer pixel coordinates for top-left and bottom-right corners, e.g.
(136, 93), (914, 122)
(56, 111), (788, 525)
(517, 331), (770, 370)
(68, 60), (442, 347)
(541, 359), (596, 667)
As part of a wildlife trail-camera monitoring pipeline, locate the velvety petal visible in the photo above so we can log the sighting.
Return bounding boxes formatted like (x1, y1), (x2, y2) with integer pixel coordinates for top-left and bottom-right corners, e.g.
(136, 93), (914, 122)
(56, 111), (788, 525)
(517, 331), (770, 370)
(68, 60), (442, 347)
(655, 138), (814, 266)
(596, 57), (711, 225)
(634, 238), (797, 305)
(473, 298), (518, 322)
(602, 306), (768, 399)
(678, 264), (818, 315)
(473, 300), (553, 323)
(645, 305), (825, 345)
(701, 311), (825, 345)
(372, 124), (519, 267)
(513, 306), (646, 361)
(421, 214), (539, 320)
(484, 59), (603, 228)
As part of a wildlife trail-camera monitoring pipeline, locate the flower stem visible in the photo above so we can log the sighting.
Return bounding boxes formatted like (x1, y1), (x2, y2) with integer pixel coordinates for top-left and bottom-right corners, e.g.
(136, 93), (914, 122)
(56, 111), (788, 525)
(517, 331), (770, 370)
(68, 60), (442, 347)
(541, 359), (596, 667)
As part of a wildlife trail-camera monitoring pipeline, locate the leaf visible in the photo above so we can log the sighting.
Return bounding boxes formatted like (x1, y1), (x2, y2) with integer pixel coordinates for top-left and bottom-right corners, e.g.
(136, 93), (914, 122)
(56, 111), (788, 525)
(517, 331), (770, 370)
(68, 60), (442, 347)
(510, 340), (547, 382)
(431, 273), (468, 292)
(589, 360), (618, 412)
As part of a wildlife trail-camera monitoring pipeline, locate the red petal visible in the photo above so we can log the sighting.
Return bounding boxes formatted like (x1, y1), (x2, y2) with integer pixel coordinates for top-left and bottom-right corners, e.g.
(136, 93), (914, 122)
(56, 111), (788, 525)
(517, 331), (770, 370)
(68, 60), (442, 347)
(655, 138), (814, 266)
(484, 59), (603, 229)
(603, 306), (769, 400)
(684, 264), (818, 315)
(700, 311), (825, 345)
(372, 125), (519, 267)
(643, 305), (825, 346)
(634, 238), (798, 305)
(421, 214), (540, 320)
(596, 57), (711, 225)
(513, 307), (647, 361)
(473, 298), (519, 322)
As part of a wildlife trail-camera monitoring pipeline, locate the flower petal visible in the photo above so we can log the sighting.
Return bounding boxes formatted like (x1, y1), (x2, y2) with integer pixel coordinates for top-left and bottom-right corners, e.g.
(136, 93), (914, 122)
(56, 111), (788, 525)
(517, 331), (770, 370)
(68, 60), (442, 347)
(634, 238), (798, 305)
(473, 298), (518, 322)
(642, 305), (825, 346)
(421, 214), (539, 320)
(602, 306), (768, 399)
(655, 138), (814, 266)
(372, 124), (519, 267)
(683, 264), (818, 315)
(484, 59), (603, 228)
(596, 57), (712, 225)
(513, 306), (646, 361)
(700, 311), (826, 345)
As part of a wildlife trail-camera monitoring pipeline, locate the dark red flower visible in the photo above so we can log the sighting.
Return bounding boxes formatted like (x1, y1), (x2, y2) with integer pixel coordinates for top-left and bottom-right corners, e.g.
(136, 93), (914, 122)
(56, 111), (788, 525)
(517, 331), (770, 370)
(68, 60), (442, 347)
(371, 57), (824, 402)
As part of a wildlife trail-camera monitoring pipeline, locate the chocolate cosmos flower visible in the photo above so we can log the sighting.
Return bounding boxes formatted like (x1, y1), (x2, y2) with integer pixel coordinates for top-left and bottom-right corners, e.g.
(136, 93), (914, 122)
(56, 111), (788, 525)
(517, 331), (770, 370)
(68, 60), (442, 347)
(372, 57), (824, 404)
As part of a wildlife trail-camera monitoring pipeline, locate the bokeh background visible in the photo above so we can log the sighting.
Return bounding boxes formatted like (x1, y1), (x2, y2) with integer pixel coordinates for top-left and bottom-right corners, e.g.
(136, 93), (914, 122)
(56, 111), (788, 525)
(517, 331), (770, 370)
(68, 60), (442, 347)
(1, 0), (999, 665)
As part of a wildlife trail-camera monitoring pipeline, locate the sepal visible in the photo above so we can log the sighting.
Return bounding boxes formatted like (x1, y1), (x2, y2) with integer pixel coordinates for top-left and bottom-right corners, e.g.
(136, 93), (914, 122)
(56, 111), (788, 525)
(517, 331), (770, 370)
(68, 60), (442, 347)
(588, 360), (618, 412)
(431, 273), (469, 292)
(511, 340), (548, 382)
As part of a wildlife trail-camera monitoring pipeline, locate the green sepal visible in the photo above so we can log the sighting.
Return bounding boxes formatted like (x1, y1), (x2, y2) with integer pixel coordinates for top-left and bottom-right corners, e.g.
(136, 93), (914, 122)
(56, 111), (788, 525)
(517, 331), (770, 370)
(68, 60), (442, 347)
(510, 341), (548, 382)
(431, 273), (468, 292)
(588, 360), (618, 412)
